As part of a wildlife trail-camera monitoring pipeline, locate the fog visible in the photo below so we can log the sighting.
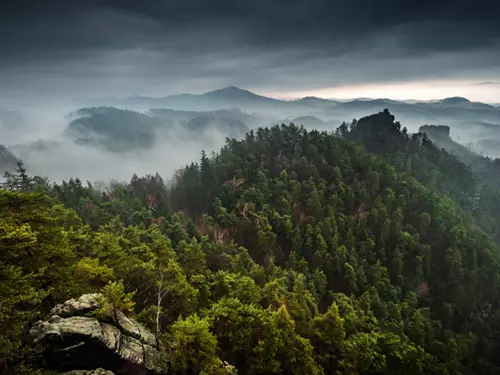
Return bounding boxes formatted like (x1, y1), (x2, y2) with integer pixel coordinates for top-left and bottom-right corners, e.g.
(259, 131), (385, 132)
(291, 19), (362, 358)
(2, 87), (500, 184)
(1, 104), (232, 183)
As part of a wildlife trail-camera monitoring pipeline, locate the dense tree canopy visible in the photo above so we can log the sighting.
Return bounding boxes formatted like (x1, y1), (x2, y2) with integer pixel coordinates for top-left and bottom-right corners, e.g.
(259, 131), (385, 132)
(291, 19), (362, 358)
(2, 110), (500, 374)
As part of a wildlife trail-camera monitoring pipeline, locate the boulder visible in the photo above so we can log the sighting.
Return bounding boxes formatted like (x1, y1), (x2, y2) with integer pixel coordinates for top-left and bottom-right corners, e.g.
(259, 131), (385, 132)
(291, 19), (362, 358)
(48, 294), (102, 318)
(30, 294), (168, 375)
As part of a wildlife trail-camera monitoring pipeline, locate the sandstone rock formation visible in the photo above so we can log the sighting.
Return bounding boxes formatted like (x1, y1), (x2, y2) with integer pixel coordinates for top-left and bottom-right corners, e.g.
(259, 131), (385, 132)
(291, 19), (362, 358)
(30, 294), (168, 375)
(62, 369), (116, 375)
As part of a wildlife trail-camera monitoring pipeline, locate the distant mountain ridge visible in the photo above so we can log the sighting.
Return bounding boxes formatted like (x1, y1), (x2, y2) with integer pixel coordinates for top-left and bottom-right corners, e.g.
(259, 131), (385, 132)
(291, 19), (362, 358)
(107, 87), (500, 125)
(120, 86), (497, 108)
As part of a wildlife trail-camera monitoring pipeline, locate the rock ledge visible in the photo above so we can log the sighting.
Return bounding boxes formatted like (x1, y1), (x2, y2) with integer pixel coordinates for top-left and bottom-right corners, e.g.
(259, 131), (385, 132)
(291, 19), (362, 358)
(30, 294), (168, 375)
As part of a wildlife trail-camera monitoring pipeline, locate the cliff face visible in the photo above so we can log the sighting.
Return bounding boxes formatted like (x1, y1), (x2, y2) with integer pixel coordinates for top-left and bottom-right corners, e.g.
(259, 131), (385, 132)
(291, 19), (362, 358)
(30, 294), (168, 375)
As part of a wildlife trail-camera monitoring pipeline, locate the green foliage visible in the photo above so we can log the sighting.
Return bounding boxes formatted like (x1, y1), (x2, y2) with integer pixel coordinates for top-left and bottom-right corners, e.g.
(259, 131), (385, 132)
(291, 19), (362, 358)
(75, 257), (114, 292)
(93, 280), (136, 322)
(0, 262), (47, 367)
(166, 314), (221, 374)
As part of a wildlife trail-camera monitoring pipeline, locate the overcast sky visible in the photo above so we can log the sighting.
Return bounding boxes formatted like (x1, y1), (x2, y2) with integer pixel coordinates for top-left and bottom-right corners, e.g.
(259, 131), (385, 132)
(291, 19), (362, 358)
(2, 0), (500, 103)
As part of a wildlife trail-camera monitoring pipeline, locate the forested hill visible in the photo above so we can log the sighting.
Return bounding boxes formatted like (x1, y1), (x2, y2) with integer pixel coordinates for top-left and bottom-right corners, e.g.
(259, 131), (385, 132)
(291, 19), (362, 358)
(419, 124), (500, 188)
(3, 111), (500, 375)
(414, 123), (500, 243)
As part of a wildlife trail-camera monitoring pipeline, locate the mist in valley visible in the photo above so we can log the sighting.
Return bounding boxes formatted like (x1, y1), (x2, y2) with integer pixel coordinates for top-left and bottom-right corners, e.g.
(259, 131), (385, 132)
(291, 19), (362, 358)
(0, 104), (229, 183)
(2, 87), (500, 185)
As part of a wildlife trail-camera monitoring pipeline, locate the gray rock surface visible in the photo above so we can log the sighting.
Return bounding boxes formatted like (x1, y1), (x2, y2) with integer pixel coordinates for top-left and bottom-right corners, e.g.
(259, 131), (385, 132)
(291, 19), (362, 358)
(48, 293), (102, 318)
(30, 294), (168, 375)
(62, 369), (116, 375)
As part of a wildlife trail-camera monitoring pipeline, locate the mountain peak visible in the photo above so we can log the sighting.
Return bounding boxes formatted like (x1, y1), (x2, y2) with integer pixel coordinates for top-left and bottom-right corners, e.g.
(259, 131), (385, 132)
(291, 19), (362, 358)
(203, 86), (256, 97)
(201, 86), (281, 105)
(222, 86), (244, 91)
(298, 96), (333, 103)
(299, 96), (322, 101)
(440, 96), (471, 104)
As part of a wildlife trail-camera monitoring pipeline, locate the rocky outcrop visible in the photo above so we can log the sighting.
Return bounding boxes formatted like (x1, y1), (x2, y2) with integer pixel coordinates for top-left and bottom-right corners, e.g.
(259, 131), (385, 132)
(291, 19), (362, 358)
(62, 369), (116, 375)
(30, 294), (168, 375)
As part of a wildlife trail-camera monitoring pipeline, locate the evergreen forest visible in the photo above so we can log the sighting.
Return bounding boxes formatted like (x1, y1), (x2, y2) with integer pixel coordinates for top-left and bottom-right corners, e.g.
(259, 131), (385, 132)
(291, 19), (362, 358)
(4, 110), (500, 375)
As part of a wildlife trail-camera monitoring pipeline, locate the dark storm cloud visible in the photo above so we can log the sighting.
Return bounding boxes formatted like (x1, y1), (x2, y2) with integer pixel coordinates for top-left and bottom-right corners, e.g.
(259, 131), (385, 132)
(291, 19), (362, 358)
(1, 0), (500, 99)
(3, 0), (500, 55)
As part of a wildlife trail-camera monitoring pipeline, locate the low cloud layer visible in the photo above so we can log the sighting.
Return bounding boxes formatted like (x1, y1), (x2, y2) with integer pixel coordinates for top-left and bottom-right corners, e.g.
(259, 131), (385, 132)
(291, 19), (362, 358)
(2, 106), (235, 183)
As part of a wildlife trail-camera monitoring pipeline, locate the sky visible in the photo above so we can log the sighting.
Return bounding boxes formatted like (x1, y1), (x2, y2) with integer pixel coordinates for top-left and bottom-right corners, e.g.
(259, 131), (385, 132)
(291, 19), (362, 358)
(2, 0), (500, 103)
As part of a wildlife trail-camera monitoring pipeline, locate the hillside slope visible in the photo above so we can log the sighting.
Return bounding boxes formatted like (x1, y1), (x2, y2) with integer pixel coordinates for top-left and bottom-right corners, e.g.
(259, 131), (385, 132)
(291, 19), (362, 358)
(2, 113), (500, 374)
(0, 144), (19, 173)
(419, 124), (500, 187)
